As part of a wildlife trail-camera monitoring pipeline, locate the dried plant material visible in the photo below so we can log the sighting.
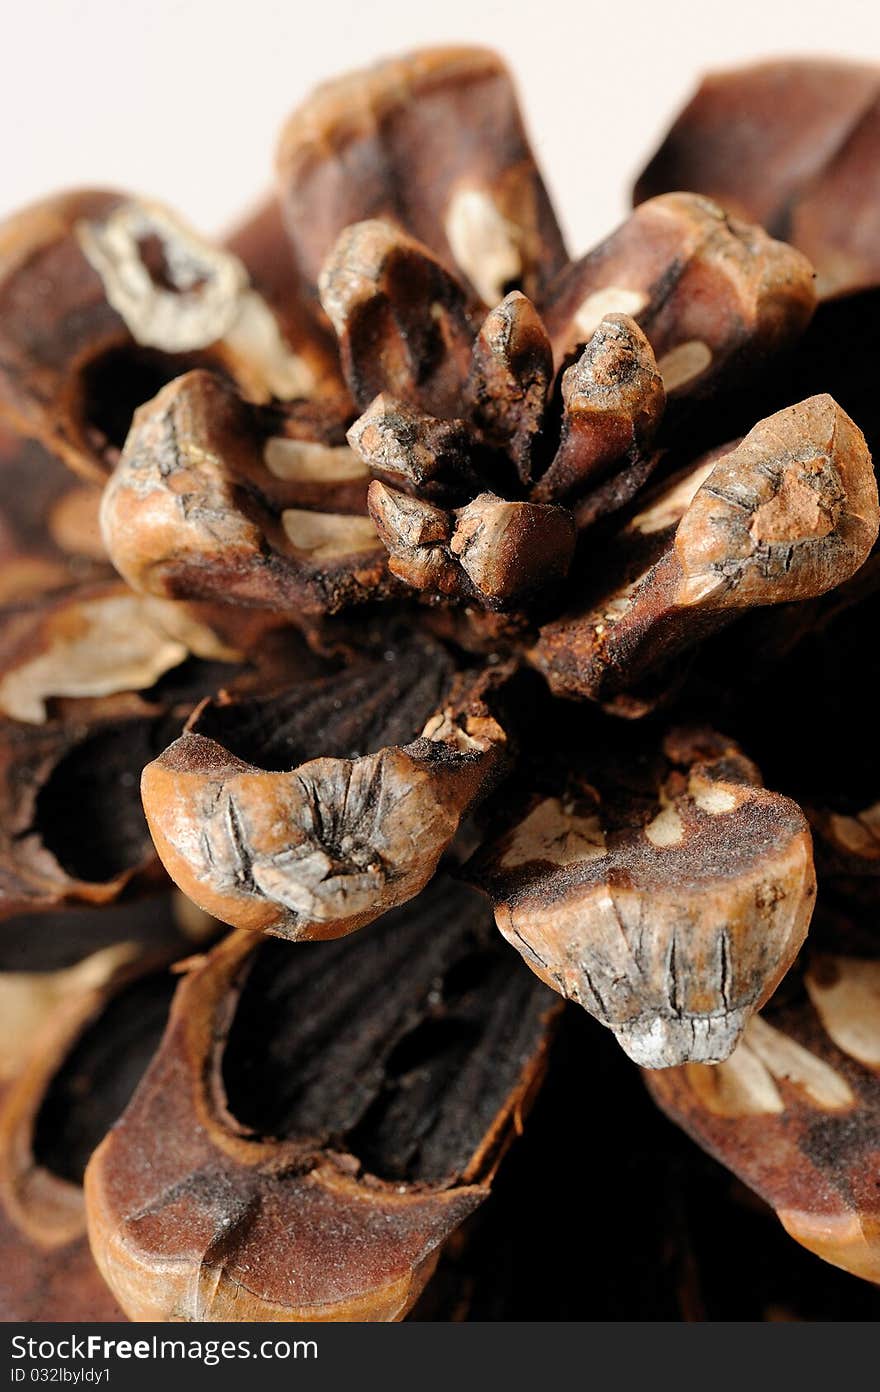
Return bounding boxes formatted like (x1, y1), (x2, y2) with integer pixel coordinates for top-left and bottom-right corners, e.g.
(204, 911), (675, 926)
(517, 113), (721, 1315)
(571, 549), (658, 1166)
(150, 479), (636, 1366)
(0, 1126), (124, 1318)
(318, 220), (475, 415)
(0, 578), (261, 726)
(0, 703), (165, 919)
(0, 583), (192, 724)
(0, 895), (199, 1318)
(348, 395), (485, 503)
(466, 725), (815, 1067)
(805, 956), (880, 1069)
(6, 42), (880, 1317)
(673, 399), (876, 604)
(78, 201), (317, 401)
(633, 59), (880, 299)
(263, 437), (367, 485)
(276, 47), (567, 308)
(369, 482), (575, 609)
(0, 911), (185, 1319)
(100, 370), (393, 616)
(85, 877), (557, 1321)
(634, 60), (880, 228)
(784, 104), (880, 301)
(367, 487), (459, 595)
(0, 948), (178, 1243)
(569, 449), (663, 535)
(0, 943), (138, 1087)
(543, 193), (817, 392)
(532, 396), (877, 704)
(0, 425), (110, 605)
(449, 495), (574, 604)
(0, 191), (320, 481)
(0, 894), (216, 1125)
(811, 804), (880, 881)
(142, 636), (509, 939)
(647, 938), (880, 1282)
(222, 194), (347, 399)
(76, 200), (250, 354)
(0, 631), (252, 919)
(531, 314), (665, 504)
(466, 292), (553, 485)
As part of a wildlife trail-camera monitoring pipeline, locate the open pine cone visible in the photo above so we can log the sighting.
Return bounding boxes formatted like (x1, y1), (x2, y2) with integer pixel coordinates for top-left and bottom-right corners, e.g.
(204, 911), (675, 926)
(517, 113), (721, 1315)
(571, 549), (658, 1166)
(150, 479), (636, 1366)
(2, 47), (880, 1321)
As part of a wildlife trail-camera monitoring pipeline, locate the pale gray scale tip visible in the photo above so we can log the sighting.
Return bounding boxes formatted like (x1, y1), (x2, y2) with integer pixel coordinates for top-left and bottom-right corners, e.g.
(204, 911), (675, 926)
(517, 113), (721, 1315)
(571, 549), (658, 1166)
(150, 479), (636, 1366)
(614, 1008), (749, 1069)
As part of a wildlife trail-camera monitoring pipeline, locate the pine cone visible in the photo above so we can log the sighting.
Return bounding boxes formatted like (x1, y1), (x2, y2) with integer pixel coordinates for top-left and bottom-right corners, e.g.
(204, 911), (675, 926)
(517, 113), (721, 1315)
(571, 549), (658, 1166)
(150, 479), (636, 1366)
(1, 47), (880, 1321)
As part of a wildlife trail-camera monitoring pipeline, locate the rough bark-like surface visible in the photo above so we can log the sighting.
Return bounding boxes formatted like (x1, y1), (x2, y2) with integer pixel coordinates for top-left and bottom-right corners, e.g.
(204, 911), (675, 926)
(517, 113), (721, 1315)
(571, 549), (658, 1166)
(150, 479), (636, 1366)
(142, 636), (510, 939)
(368, 483), (575, 610)
(466, 292), (554, 485)
(100, 370), (395, 616)
(348, 395), (486, 503)
(531, 396), (878, 704)
(466, 724), (815, 1067)
(5, 41), (880, 1315)
(531, 314), (665, 504)
(84, 876), (558, 1321)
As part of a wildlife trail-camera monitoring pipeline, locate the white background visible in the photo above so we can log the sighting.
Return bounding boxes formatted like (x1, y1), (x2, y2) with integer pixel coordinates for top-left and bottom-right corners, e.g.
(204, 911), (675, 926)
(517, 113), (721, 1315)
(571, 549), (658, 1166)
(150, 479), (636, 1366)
(5, 0), (880, 255)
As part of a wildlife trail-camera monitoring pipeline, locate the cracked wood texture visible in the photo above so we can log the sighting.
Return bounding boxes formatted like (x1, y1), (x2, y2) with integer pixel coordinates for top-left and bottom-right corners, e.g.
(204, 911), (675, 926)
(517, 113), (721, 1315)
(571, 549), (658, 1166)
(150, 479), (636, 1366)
(100, 370), (393, 617)
(142, 634), (508, 939)
(465, 721), (815, 1067)
(531, 396), (878, 706)
(634, 59), (880, 300)
(368, 483), (575, 610)
(647, 911), (880, 1283)
(84, 876), (558, 1321)
(531, 313), (665, 505)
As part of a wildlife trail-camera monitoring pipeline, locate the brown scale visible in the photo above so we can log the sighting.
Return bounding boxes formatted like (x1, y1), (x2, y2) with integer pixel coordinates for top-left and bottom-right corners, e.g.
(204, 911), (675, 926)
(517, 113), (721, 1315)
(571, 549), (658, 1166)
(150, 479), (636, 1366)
(465, 715), (815, 1070)
(634, 59), (880, 301)
(647, 912), (880, 1285)
(101, 369), (392, 617)
(84, 876), (558, 1321)
(141, 633), (511, 941)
